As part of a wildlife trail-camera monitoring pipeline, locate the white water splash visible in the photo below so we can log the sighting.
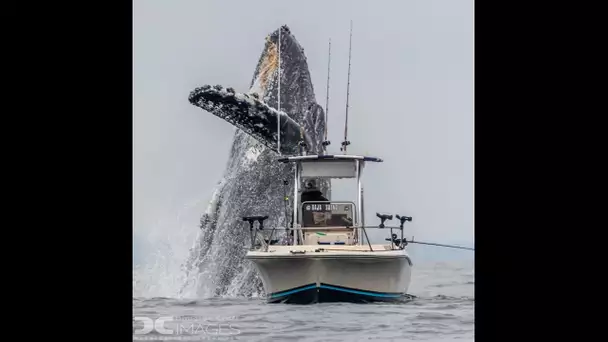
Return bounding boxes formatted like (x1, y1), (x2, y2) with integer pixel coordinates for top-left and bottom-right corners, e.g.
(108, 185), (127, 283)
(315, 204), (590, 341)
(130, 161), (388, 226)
(136, 27), (326, 300)
(133, 196), (209, 299)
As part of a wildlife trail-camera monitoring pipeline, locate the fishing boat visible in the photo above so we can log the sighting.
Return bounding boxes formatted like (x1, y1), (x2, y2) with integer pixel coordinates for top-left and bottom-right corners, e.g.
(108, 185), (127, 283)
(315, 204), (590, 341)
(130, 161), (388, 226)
(243, 154), (415, 304)
(240, 23), (417, 304)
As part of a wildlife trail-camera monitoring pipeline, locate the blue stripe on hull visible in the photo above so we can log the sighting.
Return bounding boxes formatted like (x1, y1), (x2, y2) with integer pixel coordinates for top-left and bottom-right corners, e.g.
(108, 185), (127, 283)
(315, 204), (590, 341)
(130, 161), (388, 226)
(269, 284), (317, 298)
(318, 284), (403, 298)
(268, 283), (406, 304)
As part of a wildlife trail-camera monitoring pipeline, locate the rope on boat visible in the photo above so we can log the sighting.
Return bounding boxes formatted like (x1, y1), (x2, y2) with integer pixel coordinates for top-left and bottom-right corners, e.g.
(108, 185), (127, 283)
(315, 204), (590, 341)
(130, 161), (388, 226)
(407, 240), (474, 251)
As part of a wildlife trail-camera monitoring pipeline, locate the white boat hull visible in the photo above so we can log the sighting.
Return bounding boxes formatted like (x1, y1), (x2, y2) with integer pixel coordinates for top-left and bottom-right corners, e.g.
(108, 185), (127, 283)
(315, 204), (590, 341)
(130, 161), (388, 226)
(246, 245), (412, 303)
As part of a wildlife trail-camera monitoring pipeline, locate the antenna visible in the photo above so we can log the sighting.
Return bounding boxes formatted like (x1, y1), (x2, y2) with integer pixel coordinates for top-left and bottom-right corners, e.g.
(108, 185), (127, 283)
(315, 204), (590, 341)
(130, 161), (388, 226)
(341, 20), (353, 154)
(277, 26), (282, 155)
(322, 38), (331, 152)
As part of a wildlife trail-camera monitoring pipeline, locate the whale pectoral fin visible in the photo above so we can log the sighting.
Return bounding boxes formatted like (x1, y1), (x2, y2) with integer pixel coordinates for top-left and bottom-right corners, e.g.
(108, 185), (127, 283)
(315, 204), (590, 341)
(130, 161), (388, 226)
(189, 85), (309, 155)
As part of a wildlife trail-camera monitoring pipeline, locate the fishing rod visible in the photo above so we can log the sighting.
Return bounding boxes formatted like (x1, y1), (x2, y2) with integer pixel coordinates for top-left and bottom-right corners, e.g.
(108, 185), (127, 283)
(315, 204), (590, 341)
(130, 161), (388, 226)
(407, 238), (474, 251)
(277, 26), (282, 155)
(282, 179), (289, 229)
(322, 38), (331, 152)
(373, 214), (473, 251)
(341, 20), (353, 154)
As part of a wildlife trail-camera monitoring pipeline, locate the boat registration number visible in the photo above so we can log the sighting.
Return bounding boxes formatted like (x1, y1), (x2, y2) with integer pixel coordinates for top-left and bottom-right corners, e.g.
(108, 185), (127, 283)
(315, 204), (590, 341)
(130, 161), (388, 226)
(308, 204), (338, 211)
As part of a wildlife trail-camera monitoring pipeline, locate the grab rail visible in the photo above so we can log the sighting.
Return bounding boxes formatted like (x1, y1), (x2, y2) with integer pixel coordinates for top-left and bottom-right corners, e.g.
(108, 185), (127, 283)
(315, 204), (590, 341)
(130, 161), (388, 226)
(244, 225), (473, 252)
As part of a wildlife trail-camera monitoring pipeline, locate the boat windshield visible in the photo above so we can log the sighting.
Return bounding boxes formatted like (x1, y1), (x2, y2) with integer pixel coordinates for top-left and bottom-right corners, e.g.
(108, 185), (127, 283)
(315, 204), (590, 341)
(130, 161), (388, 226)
(301, 201), (355, 227)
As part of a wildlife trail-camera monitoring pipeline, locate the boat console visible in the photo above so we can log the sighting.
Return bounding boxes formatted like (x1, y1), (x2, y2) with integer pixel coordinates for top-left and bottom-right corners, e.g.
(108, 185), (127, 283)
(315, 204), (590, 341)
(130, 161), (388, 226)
(300, 201), (355, 245)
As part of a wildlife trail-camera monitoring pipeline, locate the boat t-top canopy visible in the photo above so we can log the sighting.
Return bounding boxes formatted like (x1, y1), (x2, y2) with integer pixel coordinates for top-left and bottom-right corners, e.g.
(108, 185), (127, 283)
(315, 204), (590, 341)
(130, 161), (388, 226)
(278, 154), (382, 246)
(278, 154), (383, 179)
(277, 154), (383, 163)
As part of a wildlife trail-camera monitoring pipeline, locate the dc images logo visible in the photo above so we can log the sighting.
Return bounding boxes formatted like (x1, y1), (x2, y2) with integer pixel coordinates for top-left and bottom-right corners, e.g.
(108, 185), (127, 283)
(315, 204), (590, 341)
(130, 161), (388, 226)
(133, 316), (240, 336)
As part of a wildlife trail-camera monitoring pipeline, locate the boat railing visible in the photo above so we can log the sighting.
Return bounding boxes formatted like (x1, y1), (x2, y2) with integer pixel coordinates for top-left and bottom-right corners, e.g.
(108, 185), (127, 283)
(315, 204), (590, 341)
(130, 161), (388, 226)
(244, 223), (413, 252)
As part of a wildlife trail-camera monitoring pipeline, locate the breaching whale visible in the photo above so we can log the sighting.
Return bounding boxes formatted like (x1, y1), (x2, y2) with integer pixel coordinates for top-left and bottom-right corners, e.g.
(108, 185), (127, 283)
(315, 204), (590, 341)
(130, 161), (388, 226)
(181, 25), (330, 297)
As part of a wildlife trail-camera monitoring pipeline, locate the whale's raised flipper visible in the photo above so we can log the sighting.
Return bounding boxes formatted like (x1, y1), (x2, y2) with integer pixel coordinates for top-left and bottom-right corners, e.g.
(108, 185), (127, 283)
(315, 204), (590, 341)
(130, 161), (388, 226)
(189, 84), (312, 155)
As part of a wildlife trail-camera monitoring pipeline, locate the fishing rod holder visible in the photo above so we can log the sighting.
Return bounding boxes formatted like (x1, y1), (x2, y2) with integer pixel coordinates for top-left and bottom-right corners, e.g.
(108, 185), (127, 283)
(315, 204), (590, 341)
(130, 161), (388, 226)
(298, 141), (308, 155)
(394, 213), (412, 249)
(242, 225), (473, 251)
(376, 213), (393, 228)
(242, 215), (278, 249)
(376, 213), (397, 249)
(375, 213), (412, 249)
(395, 214), (412, 229)
(242, 215), (269, 230)
(340, 140), (351, 151)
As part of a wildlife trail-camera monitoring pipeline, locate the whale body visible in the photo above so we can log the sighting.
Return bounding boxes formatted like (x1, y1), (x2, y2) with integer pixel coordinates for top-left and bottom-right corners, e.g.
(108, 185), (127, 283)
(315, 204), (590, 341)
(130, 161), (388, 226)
(181, 26), (330, 297)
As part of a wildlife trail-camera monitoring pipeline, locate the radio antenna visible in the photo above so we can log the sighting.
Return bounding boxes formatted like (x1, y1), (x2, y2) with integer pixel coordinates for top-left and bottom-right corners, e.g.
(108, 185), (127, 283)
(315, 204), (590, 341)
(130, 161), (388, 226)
(277, 26), (282, 155)
(341, 21), (353, 154)
(322, 38), (332, 152)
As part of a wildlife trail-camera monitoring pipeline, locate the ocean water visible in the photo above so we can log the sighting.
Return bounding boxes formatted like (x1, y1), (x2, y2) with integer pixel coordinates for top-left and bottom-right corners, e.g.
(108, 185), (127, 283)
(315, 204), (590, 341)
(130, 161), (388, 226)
(133, 260), (474, 341)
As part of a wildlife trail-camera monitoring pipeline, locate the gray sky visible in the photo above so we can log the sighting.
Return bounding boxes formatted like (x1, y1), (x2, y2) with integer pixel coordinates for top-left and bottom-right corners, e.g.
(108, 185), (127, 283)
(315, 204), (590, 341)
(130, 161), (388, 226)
(133, 0), (474, 259)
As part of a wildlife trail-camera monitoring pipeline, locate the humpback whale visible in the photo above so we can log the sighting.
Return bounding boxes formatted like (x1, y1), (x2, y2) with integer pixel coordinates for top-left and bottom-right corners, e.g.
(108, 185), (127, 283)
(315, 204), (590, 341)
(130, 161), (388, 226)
(181, 26), (330, 297)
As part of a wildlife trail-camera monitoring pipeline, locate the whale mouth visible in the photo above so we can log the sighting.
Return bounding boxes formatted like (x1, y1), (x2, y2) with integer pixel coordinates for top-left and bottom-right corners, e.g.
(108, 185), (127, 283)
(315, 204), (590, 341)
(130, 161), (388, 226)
(252, 36), (279, 99)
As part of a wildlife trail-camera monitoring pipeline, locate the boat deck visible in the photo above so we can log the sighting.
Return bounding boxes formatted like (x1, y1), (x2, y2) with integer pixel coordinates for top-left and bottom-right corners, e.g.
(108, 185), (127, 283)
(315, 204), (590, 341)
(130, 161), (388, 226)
(246, 244), (409, 259)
